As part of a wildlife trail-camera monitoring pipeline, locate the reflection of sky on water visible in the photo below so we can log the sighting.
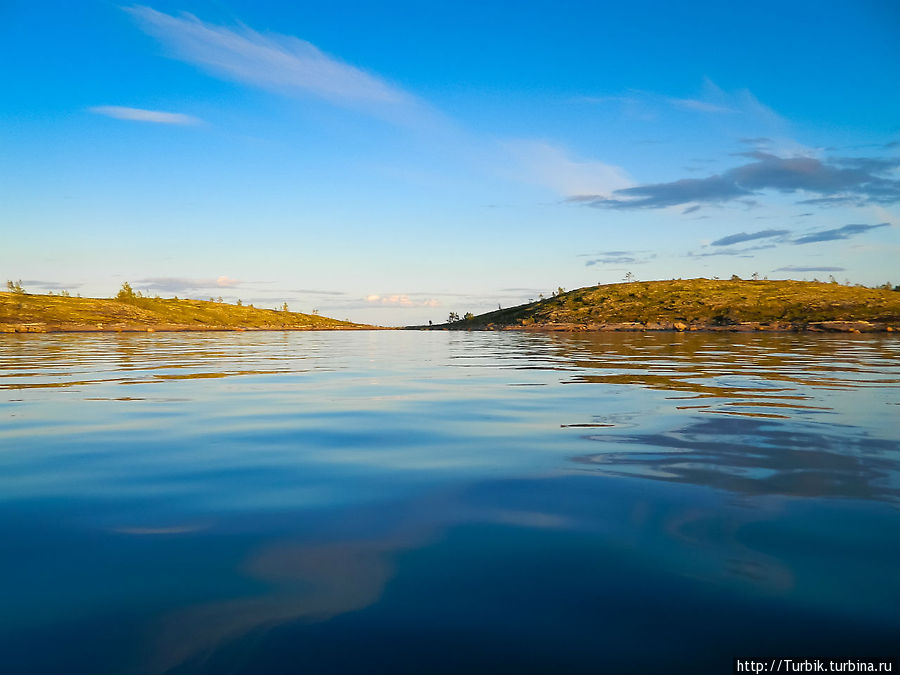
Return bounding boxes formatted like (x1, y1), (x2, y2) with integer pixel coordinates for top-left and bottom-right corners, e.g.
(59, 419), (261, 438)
(1, 332), (898, 673)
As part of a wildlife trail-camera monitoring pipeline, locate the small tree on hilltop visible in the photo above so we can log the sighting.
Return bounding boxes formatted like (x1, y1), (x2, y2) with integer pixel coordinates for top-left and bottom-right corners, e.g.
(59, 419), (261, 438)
(464, 312), (474, 321)
(116, 281), (136, 302)
(282, 302), (289, 312)
(6, 279), (25, 294)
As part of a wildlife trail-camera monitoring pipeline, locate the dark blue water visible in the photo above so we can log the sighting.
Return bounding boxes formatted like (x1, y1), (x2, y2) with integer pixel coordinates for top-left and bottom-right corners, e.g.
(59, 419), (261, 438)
(1, 331), (898, 673)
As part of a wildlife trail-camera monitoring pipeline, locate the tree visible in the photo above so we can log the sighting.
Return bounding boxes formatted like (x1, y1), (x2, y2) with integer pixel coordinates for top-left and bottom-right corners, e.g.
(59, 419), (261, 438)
(730, 274), (741, 281)
(448, 312), (460, 322)
(236, 299), (242, 306)
(116, 281), (135, 301)
(751, 272), (760, 280)
(312, 309), (320, 315)
(6, 279), (25, 294)
(282, 302), (289, 312)
(464, 312), (474, 320)
(623, 272), (635, 283)
(557, 286), (565, 296)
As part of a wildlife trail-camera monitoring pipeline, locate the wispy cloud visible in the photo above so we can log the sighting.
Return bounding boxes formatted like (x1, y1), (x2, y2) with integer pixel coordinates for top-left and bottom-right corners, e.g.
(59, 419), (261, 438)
(774, 266), (846, 272)
(667, 97), (734, 114)
(570, 152), (900, 209)
(505, 140), (632, 197)
(580, 249), (656, 266)
(89, 105), (201, 125)
(791, 222), (889, 245)
(687, 244), (777, 258)
(133, 276), (240, 292)
(366, 294), (439, 308)
(711, 229), (790, 247)
(290, 288), (346, 296)
(578, 80), (782, 123)
(698, 223), (889, 256)
(126, 6), (417, 118)
(22, 279), (84, 290)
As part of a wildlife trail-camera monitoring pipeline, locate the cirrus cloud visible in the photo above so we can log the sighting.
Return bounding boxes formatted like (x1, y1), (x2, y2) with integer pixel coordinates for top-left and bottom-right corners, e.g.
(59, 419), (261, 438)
(89, 105), (201, 125)
(126, 6), (418, 117)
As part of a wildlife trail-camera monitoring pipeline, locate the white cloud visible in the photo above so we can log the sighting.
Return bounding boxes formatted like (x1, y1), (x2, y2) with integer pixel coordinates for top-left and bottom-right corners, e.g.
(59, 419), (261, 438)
(127, 6), (415, 111)
(667, 98), (735, 114)
(216, 275), (239, 287)
(89, 105), (201, 125)
(505, 140), (633, 197)
(366, 294), (439, 308)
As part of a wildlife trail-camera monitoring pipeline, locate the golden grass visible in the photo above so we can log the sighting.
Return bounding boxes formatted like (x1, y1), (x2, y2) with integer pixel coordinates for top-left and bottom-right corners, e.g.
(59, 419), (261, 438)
(451, 279), (900, 329)
(0, 292), (372, 331)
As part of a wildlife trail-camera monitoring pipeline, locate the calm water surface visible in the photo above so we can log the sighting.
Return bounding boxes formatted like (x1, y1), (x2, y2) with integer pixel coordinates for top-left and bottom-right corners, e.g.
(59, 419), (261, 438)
(1, 331), (898, 673)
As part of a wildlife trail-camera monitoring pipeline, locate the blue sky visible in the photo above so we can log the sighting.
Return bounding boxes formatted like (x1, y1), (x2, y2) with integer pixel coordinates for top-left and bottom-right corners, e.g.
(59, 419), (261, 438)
(2, 0), (899, 325)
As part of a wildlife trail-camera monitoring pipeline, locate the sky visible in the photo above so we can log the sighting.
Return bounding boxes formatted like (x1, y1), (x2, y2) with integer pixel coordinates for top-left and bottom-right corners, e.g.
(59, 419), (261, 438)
(2, 0), (899, 325)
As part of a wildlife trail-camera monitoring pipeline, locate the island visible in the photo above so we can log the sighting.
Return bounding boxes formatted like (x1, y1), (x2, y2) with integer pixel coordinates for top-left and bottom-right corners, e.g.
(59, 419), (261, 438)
(419, 278), (900, 333)
(0, 283), (372, 332)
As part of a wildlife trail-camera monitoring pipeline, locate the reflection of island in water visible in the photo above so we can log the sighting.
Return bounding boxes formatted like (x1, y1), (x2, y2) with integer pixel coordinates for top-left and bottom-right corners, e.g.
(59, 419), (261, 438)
(548, 332), (900, 503)
(572, 415), (900, 502)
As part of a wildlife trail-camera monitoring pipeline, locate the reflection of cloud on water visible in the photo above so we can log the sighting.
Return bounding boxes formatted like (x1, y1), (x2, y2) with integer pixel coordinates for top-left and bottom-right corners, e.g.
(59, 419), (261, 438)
(662, 505), (794, 594)
(111, 523), (209, 535)
(140, 490), (578, 673)
(571, 415), (900, 502)
(144, 534), (422, 674)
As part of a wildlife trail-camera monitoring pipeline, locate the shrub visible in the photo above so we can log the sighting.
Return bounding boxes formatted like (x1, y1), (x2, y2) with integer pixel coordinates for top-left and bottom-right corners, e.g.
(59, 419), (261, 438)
(116, 282), (136, 302)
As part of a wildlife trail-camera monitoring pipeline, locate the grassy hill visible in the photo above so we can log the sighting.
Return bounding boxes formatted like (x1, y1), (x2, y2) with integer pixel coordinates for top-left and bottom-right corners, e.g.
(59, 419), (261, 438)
(0, 291), (372, 332)
(427, 279), (900, 332)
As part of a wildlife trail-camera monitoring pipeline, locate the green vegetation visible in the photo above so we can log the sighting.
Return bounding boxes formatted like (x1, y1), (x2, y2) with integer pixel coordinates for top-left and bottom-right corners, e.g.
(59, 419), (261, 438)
(431, 278), (900, 331)
(1, 282), (372, 332)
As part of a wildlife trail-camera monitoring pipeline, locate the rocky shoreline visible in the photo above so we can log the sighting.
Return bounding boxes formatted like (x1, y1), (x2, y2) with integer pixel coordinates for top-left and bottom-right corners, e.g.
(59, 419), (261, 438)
(0, 322), (380, 333)
(425, 320), (898, 333)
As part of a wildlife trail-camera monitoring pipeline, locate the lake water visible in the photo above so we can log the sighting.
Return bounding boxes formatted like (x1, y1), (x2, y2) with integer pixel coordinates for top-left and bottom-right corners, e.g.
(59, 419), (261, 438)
(1, 331), (898, 673)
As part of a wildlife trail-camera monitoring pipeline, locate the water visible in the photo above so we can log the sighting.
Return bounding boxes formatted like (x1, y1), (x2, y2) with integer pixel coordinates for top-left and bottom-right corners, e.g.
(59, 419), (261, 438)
(1, 331), (898, 673)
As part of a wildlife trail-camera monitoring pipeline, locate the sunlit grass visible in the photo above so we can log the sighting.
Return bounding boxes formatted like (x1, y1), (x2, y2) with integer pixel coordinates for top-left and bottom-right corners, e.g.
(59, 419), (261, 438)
(444, 278), (900, 329)
(0, 289), (371, 331)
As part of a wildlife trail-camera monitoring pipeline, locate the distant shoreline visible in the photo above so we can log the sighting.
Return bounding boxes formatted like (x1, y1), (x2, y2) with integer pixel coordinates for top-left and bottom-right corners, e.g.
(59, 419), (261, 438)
(414, 320), (897, 334)
(1, 324), (384, 334)
(3, 278), (900, 334)
(4, 320), (895, 334)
